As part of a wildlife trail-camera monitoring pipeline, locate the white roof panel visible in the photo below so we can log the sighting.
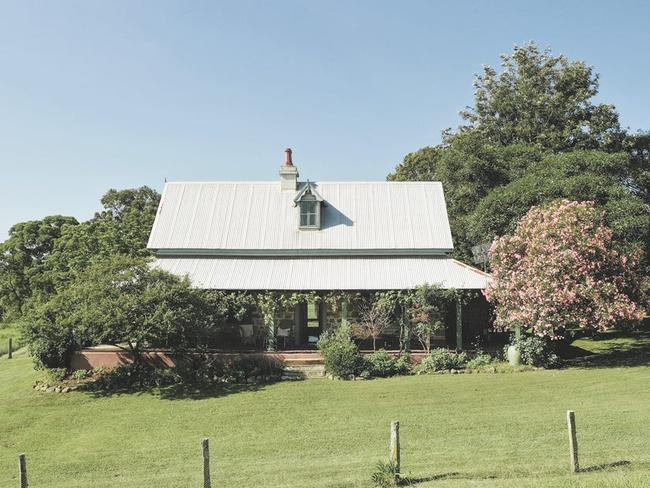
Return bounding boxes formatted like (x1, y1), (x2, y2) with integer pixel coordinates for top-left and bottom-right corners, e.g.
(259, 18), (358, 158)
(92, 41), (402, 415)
(153, 256), (490, 290)
(147, 181), (454, 252)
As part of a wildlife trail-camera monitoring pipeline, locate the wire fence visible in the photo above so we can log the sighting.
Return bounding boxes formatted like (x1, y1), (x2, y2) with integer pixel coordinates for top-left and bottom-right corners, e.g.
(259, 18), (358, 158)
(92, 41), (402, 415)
(3, 411), (634, 487)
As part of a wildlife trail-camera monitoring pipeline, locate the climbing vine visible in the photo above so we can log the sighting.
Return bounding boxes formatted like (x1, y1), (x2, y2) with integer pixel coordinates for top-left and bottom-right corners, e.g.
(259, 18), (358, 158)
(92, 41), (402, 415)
(252, 291), (362, 351)
(213, 287), (479, 352)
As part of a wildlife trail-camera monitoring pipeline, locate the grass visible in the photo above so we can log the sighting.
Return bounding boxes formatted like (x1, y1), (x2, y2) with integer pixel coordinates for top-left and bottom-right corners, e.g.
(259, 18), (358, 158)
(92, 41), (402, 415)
(0, 321), (22, 357)
(1, 335), (649, 487)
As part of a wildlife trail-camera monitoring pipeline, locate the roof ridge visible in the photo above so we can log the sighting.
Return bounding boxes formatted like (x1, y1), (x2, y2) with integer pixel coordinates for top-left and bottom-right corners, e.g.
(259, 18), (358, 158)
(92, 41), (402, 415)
(163, 180), (444, 185)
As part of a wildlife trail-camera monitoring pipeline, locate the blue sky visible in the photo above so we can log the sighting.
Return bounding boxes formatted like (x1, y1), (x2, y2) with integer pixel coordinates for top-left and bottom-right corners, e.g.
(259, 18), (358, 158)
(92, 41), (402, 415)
(1, 0), (649, 237)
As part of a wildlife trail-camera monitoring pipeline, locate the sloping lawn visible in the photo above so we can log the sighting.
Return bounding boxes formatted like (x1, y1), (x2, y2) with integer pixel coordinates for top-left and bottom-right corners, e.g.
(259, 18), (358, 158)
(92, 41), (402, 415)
(1, 336), (649, 487)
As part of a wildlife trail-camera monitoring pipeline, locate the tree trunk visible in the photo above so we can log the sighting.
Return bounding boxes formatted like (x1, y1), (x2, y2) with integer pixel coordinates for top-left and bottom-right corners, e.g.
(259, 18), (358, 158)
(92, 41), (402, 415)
(399, 307), (411, 353)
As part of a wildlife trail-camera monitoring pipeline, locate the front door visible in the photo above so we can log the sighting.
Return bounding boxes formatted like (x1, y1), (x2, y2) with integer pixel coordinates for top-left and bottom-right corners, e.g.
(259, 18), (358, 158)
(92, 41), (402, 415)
(298, 300), (323, 347)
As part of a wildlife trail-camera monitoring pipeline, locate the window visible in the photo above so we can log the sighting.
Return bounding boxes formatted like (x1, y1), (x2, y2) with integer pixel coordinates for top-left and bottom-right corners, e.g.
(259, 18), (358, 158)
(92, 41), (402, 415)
(307, 301), (320, 328)
(294, 180), (323, 230)
(300, 201), (318, 228)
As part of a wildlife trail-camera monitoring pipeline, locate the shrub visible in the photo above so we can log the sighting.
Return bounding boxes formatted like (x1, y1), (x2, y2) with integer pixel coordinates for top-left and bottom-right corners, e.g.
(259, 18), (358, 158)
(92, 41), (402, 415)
(44, 367), (68, 383)
(24, 256), (233, 371)
(72, 369), (91, 381)
(393, 354), (412, 376)
(89, 363), (176, 391)
(506, 335), (562, 369)
(363, 350), (411, 378)
(418, 348), (468, 373)
(317, 324), (364, 379)
(88, 355), (285, 392)
(22, 319), (76, 370)
(92, 366), (109, 377)
(370, 461), (399, 488)
(175, 354), (283, 385)
(466, 352), (498, 370)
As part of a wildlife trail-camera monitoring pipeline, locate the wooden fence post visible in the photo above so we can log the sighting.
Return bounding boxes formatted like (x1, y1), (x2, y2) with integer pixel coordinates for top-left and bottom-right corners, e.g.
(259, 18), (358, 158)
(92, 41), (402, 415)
(8, 337), (13, 359)
(202, 438), (211, 488)
(18, 453), (28, 488)
(390, 421), (400, 476)
(567, 410), (579, 473)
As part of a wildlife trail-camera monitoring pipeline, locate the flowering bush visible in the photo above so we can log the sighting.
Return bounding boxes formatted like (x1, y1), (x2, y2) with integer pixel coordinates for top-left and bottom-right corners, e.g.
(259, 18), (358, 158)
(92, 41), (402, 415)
(487, 200), (645, 339)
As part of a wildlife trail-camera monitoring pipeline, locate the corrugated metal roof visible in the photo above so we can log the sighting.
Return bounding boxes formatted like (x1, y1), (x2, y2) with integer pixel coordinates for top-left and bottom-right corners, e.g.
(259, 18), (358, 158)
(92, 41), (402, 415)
(147, 181), (454, 253)
(152, 256), (490, 290)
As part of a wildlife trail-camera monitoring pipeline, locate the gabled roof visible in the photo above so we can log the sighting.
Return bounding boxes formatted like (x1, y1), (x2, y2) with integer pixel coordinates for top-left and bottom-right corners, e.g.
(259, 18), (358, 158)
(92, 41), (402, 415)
(293, 181), (324, 204)
(147, 181), (454, 255)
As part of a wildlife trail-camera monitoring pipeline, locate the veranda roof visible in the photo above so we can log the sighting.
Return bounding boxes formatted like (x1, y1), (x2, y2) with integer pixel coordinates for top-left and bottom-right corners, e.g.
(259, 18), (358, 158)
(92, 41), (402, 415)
(153, 256), (490, 290)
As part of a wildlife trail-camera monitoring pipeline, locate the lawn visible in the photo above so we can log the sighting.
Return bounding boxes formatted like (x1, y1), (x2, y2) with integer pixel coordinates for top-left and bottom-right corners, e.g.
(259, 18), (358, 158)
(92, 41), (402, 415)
(0, 322), (22, 357)
(1, 334), (649, 487)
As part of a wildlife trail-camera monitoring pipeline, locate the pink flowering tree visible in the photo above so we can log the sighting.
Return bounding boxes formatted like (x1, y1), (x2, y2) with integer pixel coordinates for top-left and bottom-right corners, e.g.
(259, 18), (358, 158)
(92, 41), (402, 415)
(487, 200), (645, 339)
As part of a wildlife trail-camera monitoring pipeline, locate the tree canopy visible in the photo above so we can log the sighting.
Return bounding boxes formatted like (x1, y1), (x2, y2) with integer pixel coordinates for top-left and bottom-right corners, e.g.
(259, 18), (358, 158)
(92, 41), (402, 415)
(487, 200), (645, 339)
(467, 151), (650, 256)
(388, 43), (649, 291)
(0, 186), (160, 320)
(23, 256), (226, 369)
(0, 215), (78, 319)
(458, 42), (625, 152)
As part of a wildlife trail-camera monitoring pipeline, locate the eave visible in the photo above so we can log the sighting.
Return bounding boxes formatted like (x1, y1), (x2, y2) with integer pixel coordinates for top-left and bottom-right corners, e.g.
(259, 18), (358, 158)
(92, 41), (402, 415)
(153, 248), (454, 257)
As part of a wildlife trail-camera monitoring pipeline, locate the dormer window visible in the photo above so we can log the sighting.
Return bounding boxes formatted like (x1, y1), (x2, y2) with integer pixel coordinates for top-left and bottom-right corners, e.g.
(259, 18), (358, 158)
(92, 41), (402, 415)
(294, 180), (324, 230)
(300, 199), (318, 227)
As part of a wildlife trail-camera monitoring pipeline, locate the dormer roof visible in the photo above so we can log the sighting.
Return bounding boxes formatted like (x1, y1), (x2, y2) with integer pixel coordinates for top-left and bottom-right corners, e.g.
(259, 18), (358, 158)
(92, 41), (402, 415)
(293, 180), (324, 205)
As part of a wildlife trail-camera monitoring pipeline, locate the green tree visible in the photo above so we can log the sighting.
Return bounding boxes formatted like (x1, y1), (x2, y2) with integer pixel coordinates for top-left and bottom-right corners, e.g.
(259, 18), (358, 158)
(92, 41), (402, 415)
(387, 146), (443, 182)
(625, 131), (650, 205)
(30, 186), (161, 304)
(24, 256), (223, 369)
(0, 215), (78, 318)
(458, 42), (625, 152)
(96, 186), (161, 256)
(409, 284), (455, 353)
(467, 151), (650, 259)
(389, 134), (545, 259)
(387, 44), (647, 267)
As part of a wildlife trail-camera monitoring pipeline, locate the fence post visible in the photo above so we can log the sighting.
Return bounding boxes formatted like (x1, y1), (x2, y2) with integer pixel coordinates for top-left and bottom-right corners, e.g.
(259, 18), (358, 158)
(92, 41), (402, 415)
(8, 338), (13, 359)
(18, 453), (27, 488)
(390, 421), (400, 476)
(567, 410), (579, 473)
(202, 438), (211, 488)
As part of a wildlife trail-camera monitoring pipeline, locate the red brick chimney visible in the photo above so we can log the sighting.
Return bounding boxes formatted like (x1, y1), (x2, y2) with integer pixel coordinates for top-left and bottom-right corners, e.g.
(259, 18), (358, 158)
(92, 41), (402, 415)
(279, 147), (299, 191)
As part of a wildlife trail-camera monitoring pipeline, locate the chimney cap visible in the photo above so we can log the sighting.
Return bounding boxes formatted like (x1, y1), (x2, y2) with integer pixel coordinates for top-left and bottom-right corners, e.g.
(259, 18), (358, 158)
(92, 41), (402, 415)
(284, 147), (293, 166)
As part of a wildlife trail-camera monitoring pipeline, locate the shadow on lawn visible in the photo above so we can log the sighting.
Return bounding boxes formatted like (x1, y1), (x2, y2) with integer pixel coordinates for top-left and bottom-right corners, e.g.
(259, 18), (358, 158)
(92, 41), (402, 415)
(399, 462), (630, 485)
(562, 331), (650, 369)
(399, 472), (462, 485)
(157, 382), (274, 400)
(580, 460), (631, 473)
(85, 380), (279, 400)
